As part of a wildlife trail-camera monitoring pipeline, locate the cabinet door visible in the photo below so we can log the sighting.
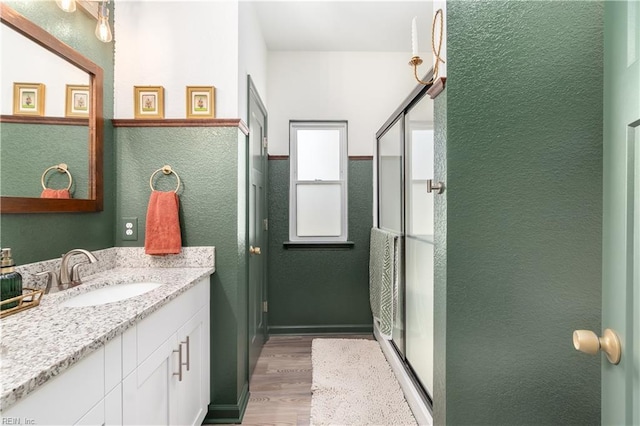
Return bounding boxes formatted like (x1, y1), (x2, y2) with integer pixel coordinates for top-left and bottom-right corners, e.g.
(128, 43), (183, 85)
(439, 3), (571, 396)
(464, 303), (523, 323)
(75, 400), (104, 425)
(105, 384), (122, 426)
(122, 335), (178, 425)
(3, 345), (105, 426)
(176, 305), (210, 426)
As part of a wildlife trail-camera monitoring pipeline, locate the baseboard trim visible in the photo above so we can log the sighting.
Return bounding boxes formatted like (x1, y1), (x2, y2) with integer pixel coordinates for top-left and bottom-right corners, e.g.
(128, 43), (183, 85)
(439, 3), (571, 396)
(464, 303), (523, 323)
(374, 324), (433, 426)
(268, 324), (373, 335)
(203, 382), (250, 424)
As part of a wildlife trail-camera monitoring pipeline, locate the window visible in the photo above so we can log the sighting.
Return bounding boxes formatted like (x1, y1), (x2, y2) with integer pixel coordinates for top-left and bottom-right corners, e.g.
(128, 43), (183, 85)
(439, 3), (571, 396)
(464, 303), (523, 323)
(289, 121), (348, 242)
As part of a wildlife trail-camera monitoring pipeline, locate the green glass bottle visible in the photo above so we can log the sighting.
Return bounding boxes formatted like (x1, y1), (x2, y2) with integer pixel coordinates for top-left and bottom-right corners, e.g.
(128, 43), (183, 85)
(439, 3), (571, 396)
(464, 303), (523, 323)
(1, 248), (23, 310)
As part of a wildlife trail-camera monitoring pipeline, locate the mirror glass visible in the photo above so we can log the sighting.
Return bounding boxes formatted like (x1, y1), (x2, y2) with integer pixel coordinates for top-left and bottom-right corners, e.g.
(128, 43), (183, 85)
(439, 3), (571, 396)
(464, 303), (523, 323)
(0, 3), (103, 213)
(1, 23), (91, 199)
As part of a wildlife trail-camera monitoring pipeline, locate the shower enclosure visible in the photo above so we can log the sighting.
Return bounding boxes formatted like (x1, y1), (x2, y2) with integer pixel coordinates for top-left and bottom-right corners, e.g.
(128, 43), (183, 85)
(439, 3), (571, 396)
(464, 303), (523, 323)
(376, 85), (434, 403)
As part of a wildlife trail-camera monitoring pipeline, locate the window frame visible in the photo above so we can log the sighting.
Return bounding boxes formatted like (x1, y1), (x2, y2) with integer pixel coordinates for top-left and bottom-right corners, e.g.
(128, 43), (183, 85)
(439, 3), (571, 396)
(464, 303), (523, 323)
(289, 120), (348, 243)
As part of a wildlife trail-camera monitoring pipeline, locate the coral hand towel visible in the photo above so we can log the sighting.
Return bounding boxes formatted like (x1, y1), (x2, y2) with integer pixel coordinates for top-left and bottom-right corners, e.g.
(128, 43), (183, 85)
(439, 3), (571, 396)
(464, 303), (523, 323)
(144, 190), (182, 255)
(40, 189), (71, 199)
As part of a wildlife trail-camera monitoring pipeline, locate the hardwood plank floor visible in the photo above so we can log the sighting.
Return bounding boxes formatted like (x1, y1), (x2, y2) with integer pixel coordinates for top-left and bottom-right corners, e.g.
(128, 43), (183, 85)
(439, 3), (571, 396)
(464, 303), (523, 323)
(229, 334), (373, 426)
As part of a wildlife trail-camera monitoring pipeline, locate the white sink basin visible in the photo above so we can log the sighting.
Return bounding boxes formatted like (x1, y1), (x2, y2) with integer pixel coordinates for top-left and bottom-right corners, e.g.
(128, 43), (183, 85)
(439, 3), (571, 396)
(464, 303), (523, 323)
(60, 282), (162, 307)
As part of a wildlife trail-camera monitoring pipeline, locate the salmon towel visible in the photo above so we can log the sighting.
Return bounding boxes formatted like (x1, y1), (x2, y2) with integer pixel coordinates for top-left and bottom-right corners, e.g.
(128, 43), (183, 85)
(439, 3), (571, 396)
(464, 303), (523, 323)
(40, 189), (71, 199)
(144, 190), (182, 255)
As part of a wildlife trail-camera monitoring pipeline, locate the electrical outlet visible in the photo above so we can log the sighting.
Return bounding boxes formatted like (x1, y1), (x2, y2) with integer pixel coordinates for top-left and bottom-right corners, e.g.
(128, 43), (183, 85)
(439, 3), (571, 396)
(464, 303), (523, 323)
(122, 217), (138, 241)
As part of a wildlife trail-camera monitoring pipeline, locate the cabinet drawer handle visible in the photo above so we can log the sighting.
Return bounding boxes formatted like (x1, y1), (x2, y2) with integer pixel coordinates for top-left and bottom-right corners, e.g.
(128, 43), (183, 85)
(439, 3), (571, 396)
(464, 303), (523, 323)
(181, 336), (190, 371)
(173, 347), (183, 381)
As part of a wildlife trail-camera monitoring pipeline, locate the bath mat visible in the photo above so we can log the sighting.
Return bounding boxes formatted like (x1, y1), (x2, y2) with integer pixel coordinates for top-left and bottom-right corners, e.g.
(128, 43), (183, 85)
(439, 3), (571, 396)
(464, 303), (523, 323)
(311, 338), (417, 426)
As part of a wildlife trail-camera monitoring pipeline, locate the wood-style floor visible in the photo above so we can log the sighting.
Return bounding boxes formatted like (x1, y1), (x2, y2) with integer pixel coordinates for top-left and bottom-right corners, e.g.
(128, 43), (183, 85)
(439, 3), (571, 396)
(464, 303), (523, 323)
(230, 334), (373, 426)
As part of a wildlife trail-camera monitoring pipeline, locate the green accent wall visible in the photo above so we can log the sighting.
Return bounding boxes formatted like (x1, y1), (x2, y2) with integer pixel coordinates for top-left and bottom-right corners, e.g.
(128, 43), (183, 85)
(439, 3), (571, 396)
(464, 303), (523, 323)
(115, 126), (249, 422)
(0, 1), (115, 264)
(2, 124), (90, 199)
(435, 2), (603, 424)
(267, 158), (373, 333)
(433, 88), (448, 424)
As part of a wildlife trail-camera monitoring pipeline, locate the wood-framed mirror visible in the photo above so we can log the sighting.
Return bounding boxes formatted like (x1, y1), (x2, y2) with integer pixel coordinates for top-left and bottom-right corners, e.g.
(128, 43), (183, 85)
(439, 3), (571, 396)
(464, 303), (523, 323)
(0, 3), (103, 213)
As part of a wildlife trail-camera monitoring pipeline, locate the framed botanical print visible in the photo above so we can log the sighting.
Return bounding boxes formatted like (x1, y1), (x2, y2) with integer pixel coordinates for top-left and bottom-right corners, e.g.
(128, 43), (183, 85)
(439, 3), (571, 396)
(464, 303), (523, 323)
(186, 86), (215, 119)
(13, 82), (45, 116)
(65, 85), (90, 117)
(134, 86), (164, 119)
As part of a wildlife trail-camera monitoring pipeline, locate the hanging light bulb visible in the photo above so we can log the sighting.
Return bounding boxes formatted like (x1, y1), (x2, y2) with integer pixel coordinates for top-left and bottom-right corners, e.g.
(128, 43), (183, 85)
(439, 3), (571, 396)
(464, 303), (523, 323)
(95, 1), (113, 43)
(55, 0), (77, 13)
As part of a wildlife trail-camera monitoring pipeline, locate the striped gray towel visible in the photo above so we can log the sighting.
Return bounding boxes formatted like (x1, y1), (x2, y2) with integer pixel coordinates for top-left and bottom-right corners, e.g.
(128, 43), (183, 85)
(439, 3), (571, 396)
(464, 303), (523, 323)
(369, 228), (398, 339)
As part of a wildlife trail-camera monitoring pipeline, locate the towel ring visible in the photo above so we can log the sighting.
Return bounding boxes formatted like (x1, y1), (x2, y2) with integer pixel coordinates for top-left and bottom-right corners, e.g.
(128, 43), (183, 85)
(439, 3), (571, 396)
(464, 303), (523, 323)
(41, 163), (73, 191)
(149, 165), (181, 193)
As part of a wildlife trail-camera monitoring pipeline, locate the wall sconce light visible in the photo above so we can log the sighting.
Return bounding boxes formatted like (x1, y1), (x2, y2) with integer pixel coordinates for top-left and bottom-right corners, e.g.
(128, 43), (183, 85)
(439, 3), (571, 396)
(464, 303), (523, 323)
(56, 0), (77, 13)
(409, 9), (445, 85)
(95, 0), (113, 43)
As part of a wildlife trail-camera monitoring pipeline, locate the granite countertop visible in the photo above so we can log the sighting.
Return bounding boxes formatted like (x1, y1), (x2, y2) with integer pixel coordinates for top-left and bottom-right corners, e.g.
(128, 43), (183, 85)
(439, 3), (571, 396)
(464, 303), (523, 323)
(0, 265), (214, 411)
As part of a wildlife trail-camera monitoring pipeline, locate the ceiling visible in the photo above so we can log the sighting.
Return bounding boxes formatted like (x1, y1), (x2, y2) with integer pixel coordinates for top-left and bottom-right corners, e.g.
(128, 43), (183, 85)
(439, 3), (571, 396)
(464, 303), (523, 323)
(250, 1), (433, 52)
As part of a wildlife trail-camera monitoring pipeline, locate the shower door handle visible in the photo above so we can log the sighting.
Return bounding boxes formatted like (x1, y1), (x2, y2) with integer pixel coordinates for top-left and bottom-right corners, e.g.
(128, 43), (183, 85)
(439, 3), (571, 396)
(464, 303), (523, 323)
(426, 179), (445, 194)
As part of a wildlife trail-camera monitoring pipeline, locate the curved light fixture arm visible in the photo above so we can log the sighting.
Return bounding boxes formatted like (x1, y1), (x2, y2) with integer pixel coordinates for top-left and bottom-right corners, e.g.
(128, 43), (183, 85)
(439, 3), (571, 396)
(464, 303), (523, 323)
(409, 8), (445, 86)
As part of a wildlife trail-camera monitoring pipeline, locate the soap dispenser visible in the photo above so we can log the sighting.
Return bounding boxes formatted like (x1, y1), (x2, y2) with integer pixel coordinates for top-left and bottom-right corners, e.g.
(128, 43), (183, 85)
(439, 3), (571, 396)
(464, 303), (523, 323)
(1, 248), (23, 310)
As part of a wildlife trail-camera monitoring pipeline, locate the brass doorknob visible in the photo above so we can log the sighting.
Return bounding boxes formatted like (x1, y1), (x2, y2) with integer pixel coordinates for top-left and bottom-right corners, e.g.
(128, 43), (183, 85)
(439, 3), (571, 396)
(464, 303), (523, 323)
(249, 246), (261, 255)
(573, 328), (621, 365)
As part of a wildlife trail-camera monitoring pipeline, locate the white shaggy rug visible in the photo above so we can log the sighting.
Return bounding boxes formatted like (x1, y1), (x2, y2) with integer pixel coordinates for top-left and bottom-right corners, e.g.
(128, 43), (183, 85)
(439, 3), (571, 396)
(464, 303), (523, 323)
(311, 338), (417, 426)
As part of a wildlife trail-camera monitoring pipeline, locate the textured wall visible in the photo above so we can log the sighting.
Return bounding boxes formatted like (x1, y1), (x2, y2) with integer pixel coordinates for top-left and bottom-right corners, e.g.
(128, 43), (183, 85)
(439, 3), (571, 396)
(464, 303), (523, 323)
(0, 1), (115, 264)
(1, 124), (89, 199)
(433, 89), (448, 425)
(115, 126), (248, 419)
(267, 158), (373, 333)
(438, 1), (603, 424)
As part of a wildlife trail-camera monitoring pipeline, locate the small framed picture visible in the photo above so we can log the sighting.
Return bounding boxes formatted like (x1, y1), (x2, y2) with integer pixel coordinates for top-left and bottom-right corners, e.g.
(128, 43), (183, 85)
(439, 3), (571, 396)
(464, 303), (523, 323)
(65, 85), (90, 117)
(186, 86), (215, 119)
(13, 82), (45, 116)
(134, 86), (164, 119)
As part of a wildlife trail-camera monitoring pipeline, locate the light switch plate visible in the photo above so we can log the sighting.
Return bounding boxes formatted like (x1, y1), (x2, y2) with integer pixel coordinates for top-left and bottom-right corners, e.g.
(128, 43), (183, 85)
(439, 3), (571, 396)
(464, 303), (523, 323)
(121, 217), (138, 241)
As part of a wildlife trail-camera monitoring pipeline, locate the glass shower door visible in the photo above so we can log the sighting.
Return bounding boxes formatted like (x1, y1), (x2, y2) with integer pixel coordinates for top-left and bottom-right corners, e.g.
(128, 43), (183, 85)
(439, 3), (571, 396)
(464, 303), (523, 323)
(404, 94), (434, 398)
(377, 116), (405, 357)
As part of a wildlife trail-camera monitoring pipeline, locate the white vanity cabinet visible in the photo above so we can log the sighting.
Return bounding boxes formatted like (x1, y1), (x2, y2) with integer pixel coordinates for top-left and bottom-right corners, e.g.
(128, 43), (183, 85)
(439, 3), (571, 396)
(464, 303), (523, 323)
(122, 335), (179, 424)
(1, 334), (122, 426)
(1, 276), (210, 426)
(122, 277), (210, 426)
(176, 305), (210, 425)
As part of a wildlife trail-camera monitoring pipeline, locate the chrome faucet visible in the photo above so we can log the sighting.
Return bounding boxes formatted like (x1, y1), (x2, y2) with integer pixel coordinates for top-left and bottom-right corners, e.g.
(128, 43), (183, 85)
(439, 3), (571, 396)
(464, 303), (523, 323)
(59, 249), (98, 286)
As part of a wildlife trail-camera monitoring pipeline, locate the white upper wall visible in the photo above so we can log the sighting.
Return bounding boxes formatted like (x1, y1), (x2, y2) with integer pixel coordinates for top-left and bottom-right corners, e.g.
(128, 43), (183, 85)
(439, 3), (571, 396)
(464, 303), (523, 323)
(252, 1), (432, 52)
(112, 0), (429, 147)
(114, 1), (239, 119)
(267, 51), (425, 156)
(1, 25), (89, 117)
(238, 1), (268, 121)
